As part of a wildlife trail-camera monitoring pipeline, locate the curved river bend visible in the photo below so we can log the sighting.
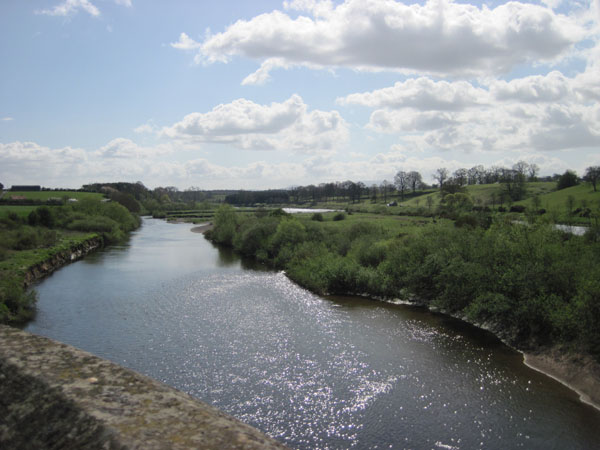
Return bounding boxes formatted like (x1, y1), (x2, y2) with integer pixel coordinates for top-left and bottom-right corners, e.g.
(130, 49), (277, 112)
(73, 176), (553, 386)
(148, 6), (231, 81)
(25, 219), (600, 449)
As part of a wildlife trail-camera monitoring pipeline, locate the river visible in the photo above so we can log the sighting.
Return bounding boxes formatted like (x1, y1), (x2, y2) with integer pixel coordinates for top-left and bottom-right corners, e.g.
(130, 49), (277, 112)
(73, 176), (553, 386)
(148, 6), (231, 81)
(24, 219), (600, 449)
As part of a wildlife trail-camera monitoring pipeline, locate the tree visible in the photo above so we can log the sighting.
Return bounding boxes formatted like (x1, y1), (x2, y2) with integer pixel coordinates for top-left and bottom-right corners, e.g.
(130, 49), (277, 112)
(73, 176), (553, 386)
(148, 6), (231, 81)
(380, 180), (392, 203)
(500, 168), (527, 201)
(426, 195), (434, 211)
(0, 182), (3, 191)
(370, 184), (378, 203)
(453, 168), (468, 186)
(407, 171), (423, 193)
(528, 163), (540, 181)
(394, 171), (409, 200)
(557, 170), (579, 190)
(584, 166), (600, 192)
(468, 165), (484, 185)
(433, 168), (449, 190)
(513, 161), (529, 178)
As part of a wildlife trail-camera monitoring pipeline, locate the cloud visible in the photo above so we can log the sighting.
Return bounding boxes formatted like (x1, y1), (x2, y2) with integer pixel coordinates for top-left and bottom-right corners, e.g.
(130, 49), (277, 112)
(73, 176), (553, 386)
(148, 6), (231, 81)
(177, 0), (585, 83)
(340, 63), (600, 155)
(490, 71), (572, 103)
(161, 95), (348, 153)
(338, 77), (489, 111)
(171, 32), (203, 51)
(36, 0), (101, 17)
(114, 0), (132, 7)
(1, 117), (14, 121)
(95, 138), (173, 159)
(134, 123), (157, 134)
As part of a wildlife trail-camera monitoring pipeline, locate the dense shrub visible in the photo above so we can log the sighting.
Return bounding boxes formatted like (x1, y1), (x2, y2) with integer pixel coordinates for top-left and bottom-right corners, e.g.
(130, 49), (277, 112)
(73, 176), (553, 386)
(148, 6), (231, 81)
(311, 213), (324, 221)
(333, 212), (346, 221)
(510, 205), (526, 213)
(0, 279), (37, 323)
(0, 226), (58, 250)
(210, 211), (600, 361)
(557, 170), (579, 190)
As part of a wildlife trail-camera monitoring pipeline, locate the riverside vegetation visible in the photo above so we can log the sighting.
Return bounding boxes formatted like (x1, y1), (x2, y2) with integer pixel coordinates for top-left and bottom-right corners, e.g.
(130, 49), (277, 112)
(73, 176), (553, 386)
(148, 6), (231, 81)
(0, 198), (140, 323)
(207, 204), (600, 362)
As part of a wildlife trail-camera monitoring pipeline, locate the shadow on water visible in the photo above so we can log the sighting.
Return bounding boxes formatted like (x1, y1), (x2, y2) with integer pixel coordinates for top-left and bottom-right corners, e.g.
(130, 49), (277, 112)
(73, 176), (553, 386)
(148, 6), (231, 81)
(326, 294), (512, 351)
(209, 241), (272, 272)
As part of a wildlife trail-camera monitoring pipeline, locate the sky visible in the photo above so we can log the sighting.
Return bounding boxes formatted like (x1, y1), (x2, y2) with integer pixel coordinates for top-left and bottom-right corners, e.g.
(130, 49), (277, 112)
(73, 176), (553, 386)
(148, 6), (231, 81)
(0, 0), (599, 190)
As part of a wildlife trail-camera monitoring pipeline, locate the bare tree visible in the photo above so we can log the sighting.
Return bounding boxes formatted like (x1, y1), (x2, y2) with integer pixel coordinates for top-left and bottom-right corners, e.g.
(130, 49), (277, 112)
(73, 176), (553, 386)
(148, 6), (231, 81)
(370, 184), (378, 203)
(528, 163), (539, 181)
(407, 171), (423, 193)
(380, 180), (392, 203)
(513, 161), (529, 178)
(433, 168), (449, 190)
(394, 171), (409, 200)
(453, 168), (468, 186)
(584, 166), (600, 192)
(468, 165), (484, 185)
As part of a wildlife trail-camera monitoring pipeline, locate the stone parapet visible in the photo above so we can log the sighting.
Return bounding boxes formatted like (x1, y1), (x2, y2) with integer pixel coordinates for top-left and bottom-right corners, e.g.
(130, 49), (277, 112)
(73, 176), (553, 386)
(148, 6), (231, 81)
(0, 325), (288, 449)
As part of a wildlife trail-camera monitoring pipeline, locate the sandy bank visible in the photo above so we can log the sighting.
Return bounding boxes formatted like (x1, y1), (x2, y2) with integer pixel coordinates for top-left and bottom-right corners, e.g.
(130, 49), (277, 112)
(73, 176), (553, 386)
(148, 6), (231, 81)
(191, 222), (214, 234)
(524, 349), (600, 411)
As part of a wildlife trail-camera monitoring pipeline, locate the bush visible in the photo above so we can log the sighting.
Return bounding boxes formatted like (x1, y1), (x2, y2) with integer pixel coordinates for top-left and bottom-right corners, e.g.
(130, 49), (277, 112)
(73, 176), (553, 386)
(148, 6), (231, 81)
(509, 205), (526, 213)
(311, 213), (324, 221)
(333, 212), (346, 221)
(211, 205), (238, 245)
(0, 279), (37, 323)
(455, 214), (479, 229)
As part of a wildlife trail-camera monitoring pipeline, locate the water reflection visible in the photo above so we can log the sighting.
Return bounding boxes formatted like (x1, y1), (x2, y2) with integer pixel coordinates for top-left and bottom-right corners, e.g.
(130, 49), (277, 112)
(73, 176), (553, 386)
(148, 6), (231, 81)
(24, 218), (600, 450)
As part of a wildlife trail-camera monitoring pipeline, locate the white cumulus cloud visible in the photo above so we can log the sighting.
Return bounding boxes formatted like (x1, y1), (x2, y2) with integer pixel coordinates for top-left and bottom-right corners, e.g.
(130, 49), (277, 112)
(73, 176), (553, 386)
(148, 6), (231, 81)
(161, 95), (348, 153)
(175, 0), (585, 83)
(36, 0), (101, 17)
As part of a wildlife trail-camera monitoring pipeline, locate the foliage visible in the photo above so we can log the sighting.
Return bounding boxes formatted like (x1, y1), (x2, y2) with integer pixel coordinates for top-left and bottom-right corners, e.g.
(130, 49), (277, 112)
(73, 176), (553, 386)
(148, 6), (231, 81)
(0, 195), (140, 324)
(210, 204), (238, 245)
(557, 170), (579, 190)
(209, 210), (600, 361)
(0, 278), (37, 323)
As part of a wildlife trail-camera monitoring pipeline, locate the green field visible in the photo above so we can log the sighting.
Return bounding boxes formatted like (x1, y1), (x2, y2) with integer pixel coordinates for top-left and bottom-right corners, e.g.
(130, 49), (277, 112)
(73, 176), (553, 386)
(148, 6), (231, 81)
(516, 183), (599, 210)
(294, 210), (447, 237)
(3, 191), (104, 201)
(0, 205), (38, 218)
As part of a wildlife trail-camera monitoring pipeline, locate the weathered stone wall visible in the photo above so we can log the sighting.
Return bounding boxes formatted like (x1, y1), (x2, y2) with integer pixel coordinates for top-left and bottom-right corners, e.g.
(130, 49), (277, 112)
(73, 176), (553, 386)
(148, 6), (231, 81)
(0, 325), (288, 449)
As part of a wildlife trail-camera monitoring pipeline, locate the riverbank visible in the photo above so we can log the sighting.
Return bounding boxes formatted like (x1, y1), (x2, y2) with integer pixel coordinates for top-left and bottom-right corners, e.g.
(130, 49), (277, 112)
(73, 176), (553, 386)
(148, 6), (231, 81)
(191, 222), (214, 234)
(22, 234), (103, 287)
(524, 349), (600, 411)
(204, 207), (600, 411)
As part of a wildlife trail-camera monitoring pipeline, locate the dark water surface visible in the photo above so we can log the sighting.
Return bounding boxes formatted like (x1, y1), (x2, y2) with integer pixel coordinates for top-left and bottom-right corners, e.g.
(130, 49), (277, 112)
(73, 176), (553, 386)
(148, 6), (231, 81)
(25, 219), (600, 449)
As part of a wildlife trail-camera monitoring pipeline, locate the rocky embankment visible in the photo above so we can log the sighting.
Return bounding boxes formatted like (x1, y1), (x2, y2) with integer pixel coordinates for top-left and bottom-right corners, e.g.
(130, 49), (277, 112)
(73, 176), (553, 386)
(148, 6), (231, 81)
(23, 236), (104, 287)
(0, 325), (288, 449)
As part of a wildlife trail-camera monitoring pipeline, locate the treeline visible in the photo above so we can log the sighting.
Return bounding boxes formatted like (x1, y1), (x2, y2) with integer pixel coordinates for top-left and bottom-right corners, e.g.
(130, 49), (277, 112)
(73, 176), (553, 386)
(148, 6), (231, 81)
(82, 182), (234, 206)
(0, 199), (140, 323)
(223, 163), (600, 206)
(207, 206), (600, 360)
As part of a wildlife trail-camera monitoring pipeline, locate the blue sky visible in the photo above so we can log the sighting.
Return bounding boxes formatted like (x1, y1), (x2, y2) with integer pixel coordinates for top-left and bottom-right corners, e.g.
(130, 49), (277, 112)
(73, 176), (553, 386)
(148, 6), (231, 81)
(1, 0), (599, 189)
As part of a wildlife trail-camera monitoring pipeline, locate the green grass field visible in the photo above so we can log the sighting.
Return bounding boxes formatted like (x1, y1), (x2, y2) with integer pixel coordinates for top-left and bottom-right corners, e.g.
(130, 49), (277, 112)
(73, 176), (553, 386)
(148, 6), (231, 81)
(0, 205), (38, 218)
(2, 190), (104, 201)
(515, 183), (600, 223)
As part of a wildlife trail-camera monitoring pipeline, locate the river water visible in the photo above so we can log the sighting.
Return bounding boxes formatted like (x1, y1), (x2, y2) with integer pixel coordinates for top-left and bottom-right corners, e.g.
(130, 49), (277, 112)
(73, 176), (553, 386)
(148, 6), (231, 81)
(25, 219), (600, 449)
